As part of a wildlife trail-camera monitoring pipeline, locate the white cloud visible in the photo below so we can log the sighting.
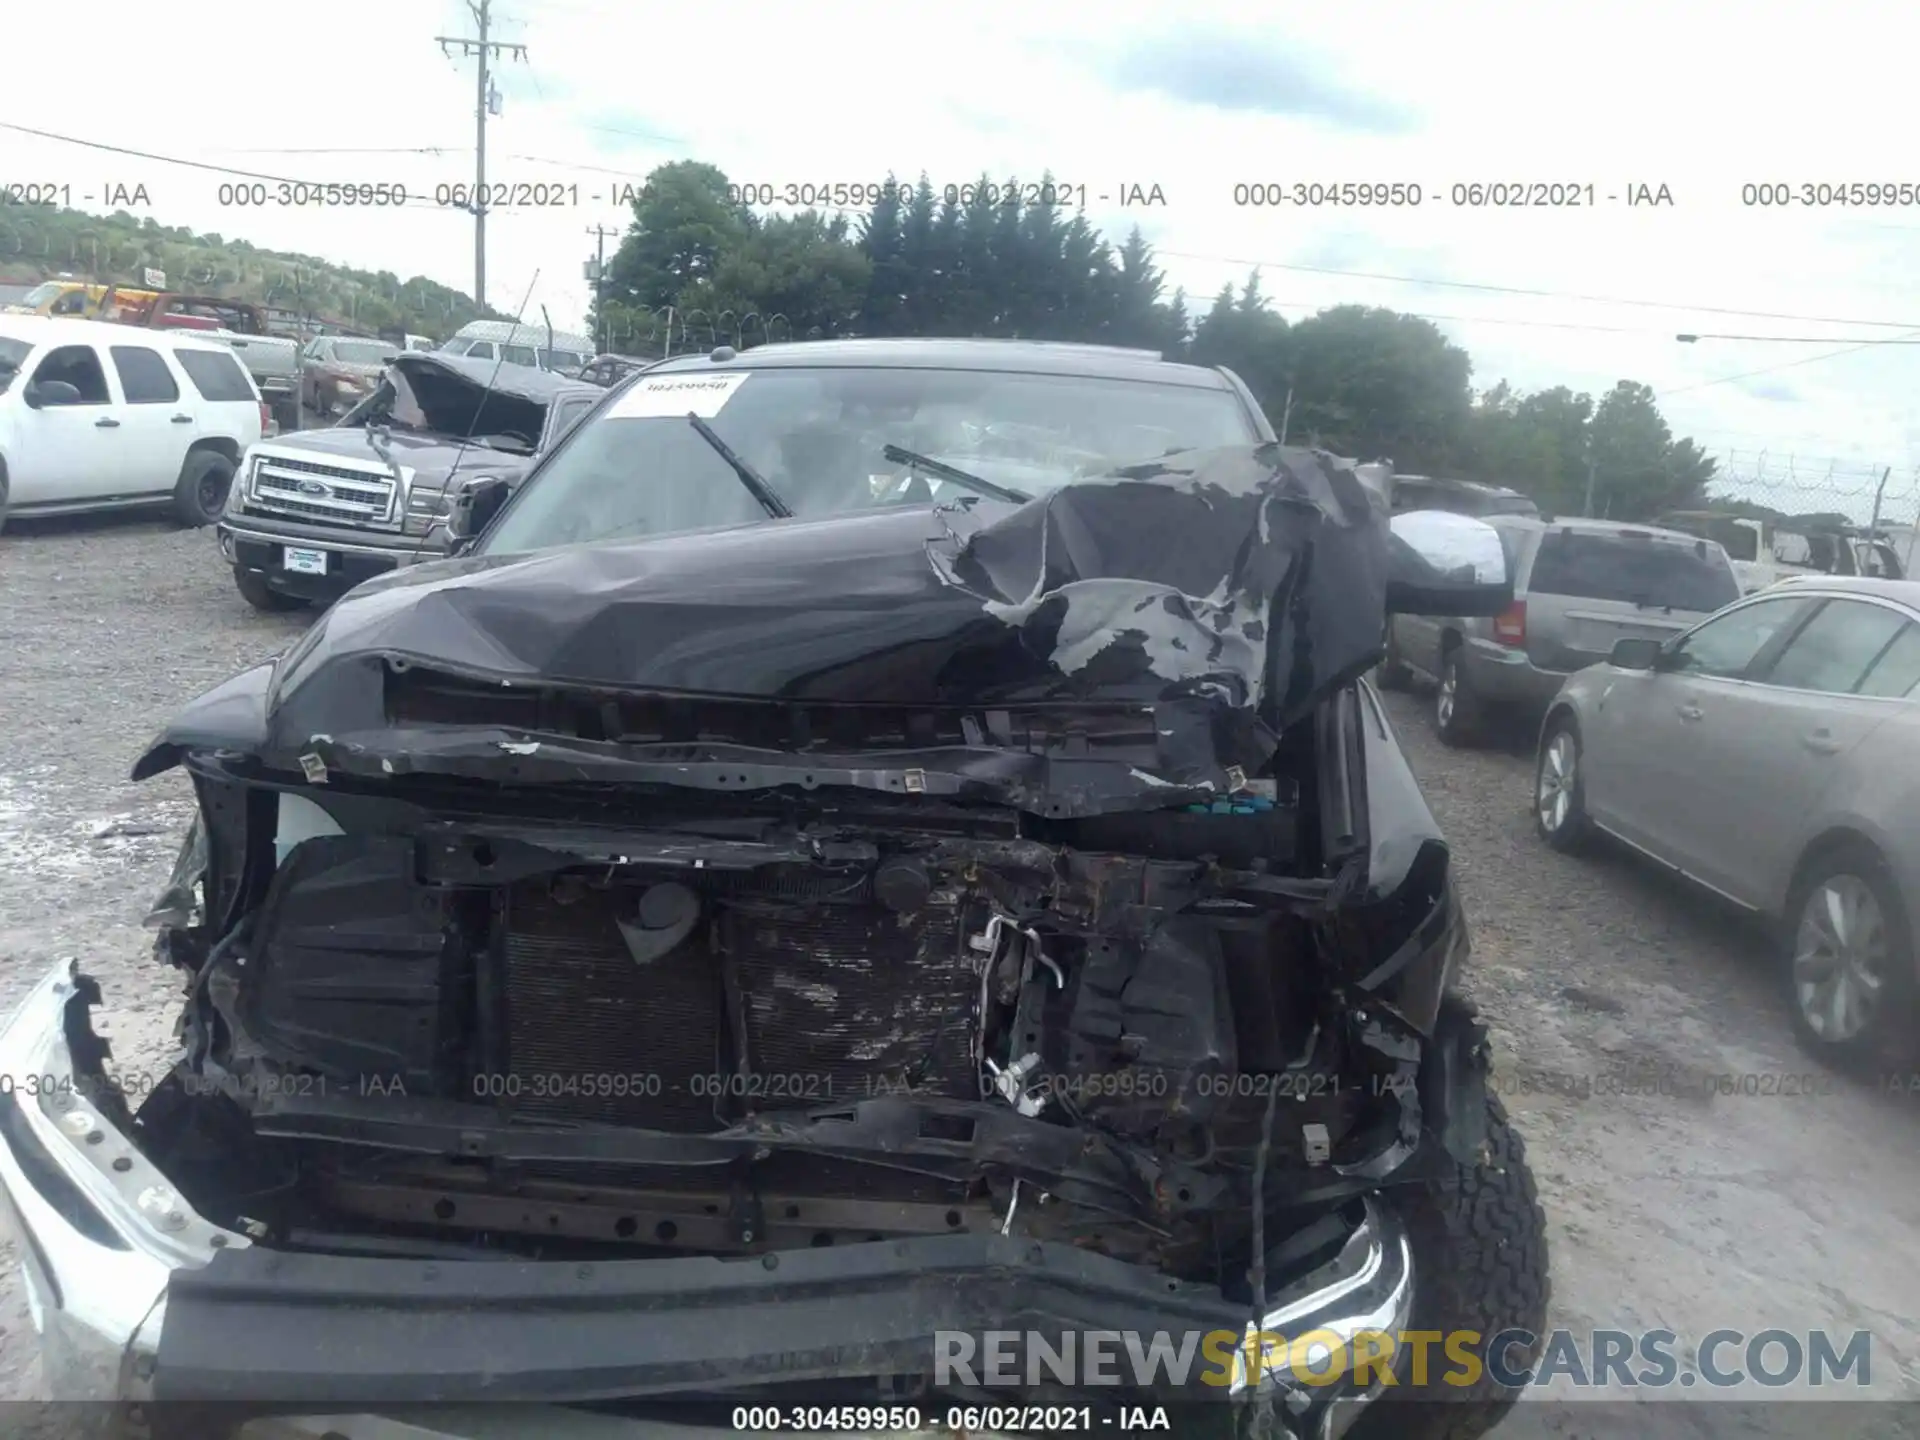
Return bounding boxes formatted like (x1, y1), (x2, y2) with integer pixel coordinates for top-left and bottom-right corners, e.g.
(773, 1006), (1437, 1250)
(7, 0), (1920, 513)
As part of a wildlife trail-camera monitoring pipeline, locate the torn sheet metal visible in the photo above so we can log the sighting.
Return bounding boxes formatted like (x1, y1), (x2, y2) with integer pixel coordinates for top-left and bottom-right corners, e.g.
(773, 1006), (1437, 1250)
(136, 444), (1396, 812)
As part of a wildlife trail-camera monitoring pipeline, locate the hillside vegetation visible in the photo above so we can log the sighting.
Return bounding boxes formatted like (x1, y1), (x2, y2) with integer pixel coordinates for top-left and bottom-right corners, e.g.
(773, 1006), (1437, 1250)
(0, 202), (504, 339)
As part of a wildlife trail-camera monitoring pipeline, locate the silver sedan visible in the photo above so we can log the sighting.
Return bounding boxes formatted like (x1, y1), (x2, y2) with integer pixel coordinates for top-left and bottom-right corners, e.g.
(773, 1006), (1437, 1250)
(1533, 577), (1920, 1072)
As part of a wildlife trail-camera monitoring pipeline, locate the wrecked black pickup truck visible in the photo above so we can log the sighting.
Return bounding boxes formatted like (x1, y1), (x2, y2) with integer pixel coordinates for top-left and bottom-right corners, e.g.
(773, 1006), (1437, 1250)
(0, 340), (1547, 1440)
(215, 351), (604, 613)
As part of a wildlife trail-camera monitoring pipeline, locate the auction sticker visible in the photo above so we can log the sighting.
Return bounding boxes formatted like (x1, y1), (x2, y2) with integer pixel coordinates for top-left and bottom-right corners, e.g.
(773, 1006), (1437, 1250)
(609, 371), (750, 418)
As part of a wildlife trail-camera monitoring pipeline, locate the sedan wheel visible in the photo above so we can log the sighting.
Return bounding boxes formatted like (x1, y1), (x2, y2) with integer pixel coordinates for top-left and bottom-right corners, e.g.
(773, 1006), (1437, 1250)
(1793, 876), (1888, 1044)
(1786, 852), (1917, 1074)
(1533, 719), (1591, 851)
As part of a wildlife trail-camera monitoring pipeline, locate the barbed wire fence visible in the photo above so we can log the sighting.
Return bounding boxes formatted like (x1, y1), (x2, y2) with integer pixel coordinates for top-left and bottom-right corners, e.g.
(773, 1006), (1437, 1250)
(1708, 448), (1920, 569)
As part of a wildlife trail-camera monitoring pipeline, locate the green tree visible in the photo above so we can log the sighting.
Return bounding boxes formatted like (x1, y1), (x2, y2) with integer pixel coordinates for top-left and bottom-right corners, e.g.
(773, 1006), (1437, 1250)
(856, 174), (908, 335)
(1284, 305), (1472, 468)
(1112, 226), (1164, 350)
(1587, 380), (1714, 518)
(606, 160), (752, 313)
(684, 211), (871, 341)
(1191, 278), (1292, 420)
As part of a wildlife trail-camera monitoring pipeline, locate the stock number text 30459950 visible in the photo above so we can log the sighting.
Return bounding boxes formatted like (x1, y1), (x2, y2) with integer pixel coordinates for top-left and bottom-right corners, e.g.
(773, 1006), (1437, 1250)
(216, 181), (409, 207)
(1234, 182), (1424, 207)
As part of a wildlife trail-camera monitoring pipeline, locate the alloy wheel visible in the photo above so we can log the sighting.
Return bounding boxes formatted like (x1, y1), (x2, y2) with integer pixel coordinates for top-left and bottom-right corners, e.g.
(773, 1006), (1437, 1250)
(1437, 664), (1457, 729)
(1537, 731), (1577, 833)
(198, 470), (230, 517)
(1793, 875), (1889, 1043)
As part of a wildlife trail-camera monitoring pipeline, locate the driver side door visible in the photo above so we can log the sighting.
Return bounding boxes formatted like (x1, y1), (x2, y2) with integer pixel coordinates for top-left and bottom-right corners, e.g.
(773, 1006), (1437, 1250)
(1585, 593), (1814, 879)
(11, 343), (129, 503)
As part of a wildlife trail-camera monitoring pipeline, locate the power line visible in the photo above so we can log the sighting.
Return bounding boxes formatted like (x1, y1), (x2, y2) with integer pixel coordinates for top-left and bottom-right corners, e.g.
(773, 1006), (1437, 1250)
(202, 146), (463, 157)
(0, 120), (457, 214)
(1677, 331), (1920, 344)
(1154, 247), (1920, 332)
(1658, 328), (1920, 399)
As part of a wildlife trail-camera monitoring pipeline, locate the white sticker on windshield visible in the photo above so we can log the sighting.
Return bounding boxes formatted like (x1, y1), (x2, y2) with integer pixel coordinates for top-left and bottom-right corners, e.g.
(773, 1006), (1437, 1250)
(609, 371), (750, 419)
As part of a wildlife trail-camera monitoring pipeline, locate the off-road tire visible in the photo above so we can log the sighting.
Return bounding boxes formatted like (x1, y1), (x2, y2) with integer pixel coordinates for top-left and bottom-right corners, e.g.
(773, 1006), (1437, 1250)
(1784, 842), (1920, 1079)
(1434, 645), (1485, 748)
(1377, 627), (1412, 690)
(1346, 1092), (1551, 1440)
(173, 450), (235, 528)
(232, 565), (306, 613)
(1534, 713), (1594, 853)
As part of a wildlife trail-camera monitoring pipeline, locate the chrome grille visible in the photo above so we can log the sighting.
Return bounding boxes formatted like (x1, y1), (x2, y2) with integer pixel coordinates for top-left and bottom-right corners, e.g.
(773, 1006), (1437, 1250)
(246, 452), (400, 528)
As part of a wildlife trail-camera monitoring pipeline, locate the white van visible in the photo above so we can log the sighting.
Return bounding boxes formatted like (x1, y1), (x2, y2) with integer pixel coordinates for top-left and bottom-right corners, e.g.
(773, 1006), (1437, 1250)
(0, 315), (266, 531)
(440, 320), (593, 377)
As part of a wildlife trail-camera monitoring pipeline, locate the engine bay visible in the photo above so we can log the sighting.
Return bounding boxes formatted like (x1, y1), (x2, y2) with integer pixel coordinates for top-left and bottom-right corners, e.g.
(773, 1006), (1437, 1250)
(131, 751), (1454, 1287)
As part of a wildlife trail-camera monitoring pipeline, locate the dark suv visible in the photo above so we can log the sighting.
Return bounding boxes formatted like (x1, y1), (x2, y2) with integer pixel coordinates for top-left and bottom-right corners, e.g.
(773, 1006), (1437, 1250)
(0, 340), (1549, 1438)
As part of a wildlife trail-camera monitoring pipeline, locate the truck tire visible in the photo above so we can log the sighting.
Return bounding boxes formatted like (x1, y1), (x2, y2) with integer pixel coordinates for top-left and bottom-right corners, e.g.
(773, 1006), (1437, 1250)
(232, 565), (306, 613)
(1346, 1093), (1551, 1440)
(173, 450), (235, 528)
(1434, 645), (1486, 748)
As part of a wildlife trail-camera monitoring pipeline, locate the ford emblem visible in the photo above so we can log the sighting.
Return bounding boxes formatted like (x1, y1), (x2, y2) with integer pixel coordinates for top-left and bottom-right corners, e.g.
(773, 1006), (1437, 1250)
(297, 479), (331, 498)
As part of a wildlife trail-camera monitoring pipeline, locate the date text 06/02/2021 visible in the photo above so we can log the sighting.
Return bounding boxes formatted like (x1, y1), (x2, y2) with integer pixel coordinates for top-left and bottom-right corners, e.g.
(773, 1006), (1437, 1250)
(724, 181), (1168, 209)
(1228, 181), (1676, 208)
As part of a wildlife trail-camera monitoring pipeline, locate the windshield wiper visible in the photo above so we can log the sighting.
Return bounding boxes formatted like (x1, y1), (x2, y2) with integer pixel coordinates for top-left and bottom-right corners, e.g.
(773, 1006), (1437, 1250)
(882, 444), (1031, 503)
(688, 413), (791, 518)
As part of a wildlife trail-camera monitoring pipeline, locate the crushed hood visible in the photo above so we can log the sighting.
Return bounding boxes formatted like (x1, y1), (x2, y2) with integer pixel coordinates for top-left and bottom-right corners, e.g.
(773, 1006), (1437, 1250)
(138, 444), (1394, 811)
(253, 423), (537, 479)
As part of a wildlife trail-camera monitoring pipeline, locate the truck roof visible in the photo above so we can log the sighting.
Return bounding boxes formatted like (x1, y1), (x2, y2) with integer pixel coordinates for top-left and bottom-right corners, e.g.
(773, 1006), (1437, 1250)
(0, 313), (248, 355)
(449, 319), (593, 351)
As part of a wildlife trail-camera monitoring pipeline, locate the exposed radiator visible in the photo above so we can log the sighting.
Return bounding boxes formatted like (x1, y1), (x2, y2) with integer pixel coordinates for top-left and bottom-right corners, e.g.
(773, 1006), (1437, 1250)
(501, 883), (725, 1132)
(498, 879), (979, 1132)
(719, 899), (975, 1102)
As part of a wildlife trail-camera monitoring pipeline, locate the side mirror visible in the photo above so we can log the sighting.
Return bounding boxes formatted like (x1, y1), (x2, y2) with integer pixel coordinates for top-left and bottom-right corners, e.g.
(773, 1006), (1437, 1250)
(23, 379), (83, 409)
(1386, 511), (1514, 617)
(446, 476), (513, 545)
(1609, 636), (1666, 670)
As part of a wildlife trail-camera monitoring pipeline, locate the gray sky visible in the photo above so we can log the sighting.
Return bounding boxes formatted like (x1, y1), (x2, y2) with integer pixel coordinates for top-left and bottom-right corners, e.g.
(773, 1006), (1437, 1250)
(7, 0), (1920, 519)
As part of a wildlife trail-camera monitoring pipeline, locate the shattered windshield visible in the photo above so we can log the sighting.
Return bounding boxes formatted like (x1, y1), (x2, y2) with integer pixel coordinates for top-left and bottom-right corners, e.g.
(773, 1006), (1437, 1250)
(479, 365), (1259, 556)
(359, 362), (548, 448)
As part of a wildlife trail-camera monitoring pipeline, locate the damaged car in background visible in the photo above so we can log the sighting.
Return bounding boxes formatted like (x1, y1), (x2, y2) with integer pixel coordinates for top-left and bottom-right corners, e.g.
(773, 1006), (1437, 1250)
(214, 351), (603, 614)
(0, 341), (1548, 1440)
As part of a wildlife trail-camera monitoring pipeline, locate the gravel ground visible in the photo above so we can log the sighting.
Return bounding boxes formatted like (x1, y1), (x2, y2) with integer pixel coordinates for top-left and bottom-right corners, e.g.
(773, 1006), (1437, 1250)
(1, 514), (1918, 1435)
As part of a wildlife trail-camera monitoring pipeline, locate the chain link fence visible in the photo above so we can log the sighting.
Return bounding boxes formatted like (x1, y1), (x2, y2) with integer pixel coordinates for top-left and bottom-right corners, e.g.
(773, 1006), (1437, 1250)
(1707, 448), (1920, 572)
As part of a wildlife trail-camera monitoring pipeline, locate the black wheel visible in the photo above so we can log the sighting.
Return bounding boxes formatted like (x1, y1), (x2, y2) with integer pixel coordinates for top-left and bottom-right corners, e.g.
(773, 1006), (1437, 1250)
(173, 451), (235, 528)
(1533, 713), (1593, 852)
(1346, 1092), (1551, 1440)
(232, 565), (306, 613)
(1784, 843), (1919, 1077)
(1378, 626), (1412, 690)
(1433, 645), (1484, 747)
(0, 466), (10, 535)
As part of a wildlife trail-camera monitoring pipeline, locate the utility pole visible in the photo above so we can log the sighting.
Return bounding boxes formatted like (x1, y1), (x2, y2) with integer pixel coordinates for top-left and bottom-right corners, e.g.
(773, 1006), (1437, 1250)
(585, 224), (617, 354)
(437, 1), (525, 310)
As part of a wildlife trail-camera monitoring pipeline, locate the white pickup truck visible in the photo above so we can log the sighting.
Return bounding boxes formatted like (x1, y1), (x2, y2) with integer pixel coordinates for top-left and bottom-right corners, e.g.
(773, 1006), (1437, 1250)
(112, 293), (301, 429)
